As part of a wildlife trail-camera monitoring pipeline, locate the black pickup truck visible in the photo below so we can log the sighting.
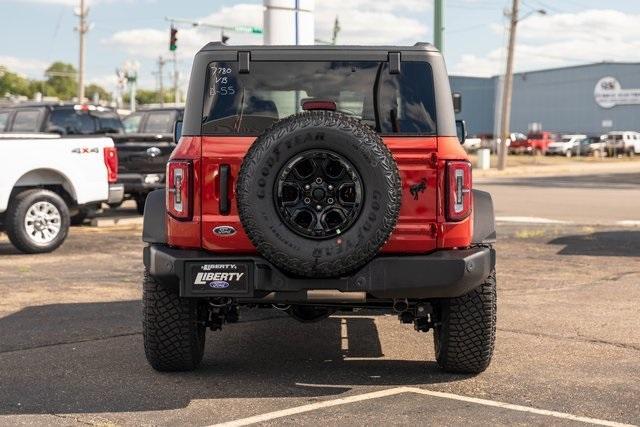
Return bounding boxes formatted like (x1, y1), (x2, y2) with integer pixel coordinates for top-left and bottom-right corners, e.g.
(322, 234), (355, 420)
(115, 107), (183, 213)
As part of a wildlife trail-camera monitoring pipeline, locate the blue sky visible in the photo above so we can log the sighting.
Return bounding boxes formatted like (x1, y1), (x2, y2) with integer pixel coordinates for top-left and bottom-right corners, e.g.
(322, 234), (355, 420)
(1, 0), (640, 96)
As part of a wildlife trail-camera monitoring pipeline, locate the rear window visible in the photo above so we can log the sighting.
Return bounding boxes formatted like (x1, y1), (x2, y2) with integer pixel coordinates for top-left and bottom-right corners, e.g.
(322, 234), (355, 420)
(49, 109), (96, 135)
(94, 112), (124, 134)
(122, 112), (143, 133)
(0, 111), (9, 131)
(12, 109), (42, 132)
(202, 61), (437, 136)
(143, 111), (176, 134)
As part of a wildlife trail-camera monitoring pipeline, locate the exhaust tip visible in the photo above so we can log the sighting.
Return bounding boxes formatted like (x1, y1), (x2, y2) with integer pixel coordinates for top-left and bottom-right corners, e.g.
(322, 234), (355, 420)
(393, 298), (409, 313)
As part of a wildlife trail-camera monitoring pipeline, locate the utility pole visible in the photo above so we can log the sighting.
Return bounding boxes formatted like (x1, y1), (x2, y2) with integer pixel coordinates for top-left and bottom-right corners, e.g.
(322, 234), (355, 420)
(173, 51), (179, 104)
(497, 0), (519, 170)
(434, 0), (444, 52)
(75, 0), (89, 102)
(156, 56), (166, 106)
(331, 16), (340, 45)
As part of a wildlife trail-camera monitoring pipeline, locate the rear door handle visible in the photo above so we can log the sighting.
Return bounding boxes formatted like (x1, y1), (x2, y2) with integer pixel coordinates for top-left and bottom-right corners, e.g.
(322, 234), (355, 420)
(219, 164), (231, 215)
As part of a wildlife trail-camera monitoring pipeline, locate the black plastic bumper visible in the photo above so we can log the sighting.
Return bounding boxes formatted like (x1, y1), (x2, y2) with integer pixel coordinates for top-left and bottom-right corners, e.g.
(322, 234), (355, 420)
(144, 244), (495, 301)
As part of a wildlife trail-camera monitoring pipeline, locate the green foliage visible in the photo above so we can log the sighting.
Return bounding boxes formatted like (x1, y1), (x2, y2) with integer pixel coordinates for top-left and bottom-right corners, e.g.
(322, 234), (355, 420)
(85, 83), (111, 102)
(0, 62), (110, 102)
(0, 68), (37, 98)
(123, 88), (177, 106)
(44, 62), (77, 99)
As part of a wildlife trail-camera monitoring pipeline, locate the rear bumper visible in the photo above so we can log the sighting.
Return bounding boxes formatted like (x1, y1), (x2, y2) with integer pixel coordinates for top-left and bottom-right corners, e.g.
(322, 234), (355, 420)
(143, 244), (496, 301)
(117, 173), (165, 195)
(108, 184), (125, 204)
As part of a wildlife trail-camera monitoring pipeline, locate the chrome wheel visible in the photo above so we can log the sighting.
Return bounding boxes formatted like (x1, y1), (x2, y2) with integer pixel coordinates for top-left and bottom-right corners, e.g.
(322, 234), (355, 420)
(24, 201), (62, 244)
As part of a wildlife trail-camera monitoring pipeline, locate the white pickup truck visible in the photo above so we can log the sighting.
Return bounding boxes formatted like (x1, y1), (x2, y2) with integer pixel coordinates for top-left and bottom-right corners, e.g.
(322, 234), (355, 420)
(0, 134), (124, 253)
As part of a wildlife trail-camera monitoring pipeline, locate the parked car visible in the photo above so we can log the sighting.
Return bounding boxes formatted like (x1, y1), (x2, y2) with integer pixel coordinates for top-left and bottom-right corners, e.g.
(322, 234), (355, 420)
(509, 131), (558, 155)
(462, 136), (482, 152)
(570, 135), (606, 157)
(546, 134), (587, 157)
(0, 134), (123, 253)
(112, 107), (183, 213)
(604, 131), (640, 157)
(141, 43), (497, 374)
(0, 103), (124, 136)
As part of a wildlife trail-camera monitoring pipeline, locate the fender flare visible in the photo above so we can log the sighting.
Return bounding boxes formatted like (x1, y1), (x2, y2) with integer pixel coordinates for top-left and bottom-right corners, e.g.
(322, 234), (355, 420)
(472, 189), (496, 244)
(142, 189), (167, 244)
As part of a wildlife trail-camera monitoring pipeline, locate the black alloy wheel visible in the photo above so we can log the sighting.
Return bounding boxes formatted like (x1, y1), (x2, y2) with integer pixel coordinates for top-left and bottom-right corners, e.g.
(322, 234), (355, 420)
(275, 149), (363, 239)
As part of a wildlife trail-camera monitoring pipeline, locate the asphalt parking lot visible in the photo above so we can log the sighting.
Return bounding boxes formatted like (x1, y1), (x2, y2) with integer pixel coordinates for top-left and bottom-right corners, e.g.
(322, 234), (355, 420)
(0, 169), (639, 426)
(1, 224), (638, 426)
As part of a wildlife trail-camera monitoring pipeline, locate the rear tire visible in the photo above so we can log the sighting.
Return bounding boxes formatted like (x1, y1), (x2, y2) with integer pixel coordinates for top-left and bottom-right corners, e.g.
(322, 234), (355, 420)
(143, 270), (206, 371)
(433, 270), (496, 374)
(135, 195), (147, 215)
(5, 189), (70, 254)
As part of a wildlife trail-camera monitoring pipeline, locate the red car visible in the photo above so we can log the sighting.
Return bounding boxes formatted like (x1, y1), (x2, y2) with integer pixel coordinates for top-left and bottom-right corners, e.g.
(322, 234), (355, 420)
(141, 43), (497, 374)
(509, 131), (558, 154)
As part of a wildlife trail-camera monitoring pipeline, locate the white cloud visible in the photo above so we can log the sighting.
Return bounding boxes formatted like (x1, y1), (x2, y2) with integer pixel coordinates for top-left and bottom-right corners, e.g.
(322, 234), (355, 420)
(0, 55), (49, 77)
(453, 9), (640, 77)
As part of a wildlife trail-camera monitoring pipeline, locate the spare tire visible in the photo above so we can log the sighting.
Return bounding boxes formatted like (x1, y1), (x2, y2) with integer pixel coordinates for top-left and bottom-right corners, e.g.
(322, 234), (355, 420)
(237, 111), (401, 278)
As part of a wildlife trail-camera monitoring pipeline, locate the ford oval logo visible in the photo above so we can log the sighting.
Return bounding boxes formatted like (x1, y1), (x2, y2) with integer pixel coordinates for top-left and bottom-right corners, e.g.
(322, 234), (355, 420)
(213, 225), (236, 236)
(146, 147), (161, 158)
(209, 280), (230, 289)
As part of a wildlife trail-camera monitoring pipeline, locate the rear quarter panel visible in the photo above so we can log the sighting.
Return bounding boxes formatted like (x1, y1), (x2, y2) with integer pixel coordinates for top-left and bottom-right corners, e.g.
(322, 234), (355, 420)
(0, 137), (113, 212)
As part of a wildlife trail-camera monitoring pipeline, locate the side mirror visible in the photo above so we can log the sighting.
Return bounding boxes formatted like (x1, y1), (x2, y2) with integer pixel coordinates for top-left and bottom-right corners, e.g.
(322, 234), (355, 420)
(456, 120), (467, 144)
(452, 92), (462, 114)
(172, 120), (183, 144)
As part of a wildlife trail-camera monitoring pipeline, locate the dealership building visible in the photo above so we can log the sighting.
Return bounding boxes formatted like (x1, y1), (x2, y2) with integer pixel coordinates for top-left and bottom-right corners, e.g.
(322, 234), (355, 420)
(450, 62), (640, 137)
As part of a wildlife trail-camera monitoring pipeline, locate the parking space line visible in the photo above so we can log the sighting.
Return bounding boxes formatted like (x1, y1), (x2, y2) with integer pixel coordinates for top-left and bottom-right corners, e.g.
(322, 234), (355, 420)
(209, 386), (635, 427)
(496, 216), (572, 224)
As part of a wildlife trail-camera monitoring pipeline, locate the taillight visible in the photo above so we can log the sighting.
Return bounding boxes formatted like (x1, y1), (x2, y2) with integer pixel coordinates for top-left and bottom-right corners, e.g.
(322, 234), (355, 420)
(446, 160), (472, 221)
(167, 160), (192, 219)
(103, 146), (118, 183)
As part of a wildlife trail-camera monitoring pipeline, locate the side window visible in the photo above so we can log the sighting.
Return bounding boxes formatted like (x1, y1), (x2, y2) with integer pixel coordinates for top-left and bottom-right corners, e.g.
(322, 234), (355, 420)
(143, 111), (176, 134)
(0, 111), (10, 131)
(122, 112), (143, 133)
(11, 109), (42, 132)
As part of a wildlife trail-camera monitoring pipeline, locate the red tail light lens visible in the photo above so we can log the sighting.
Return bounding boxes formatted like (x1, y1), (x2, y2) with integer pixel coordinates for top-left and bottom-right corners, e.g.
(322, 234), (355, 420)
(446, 160), (472, 221)
(167, 160), (192, 219)
(103, 146), (118, 183)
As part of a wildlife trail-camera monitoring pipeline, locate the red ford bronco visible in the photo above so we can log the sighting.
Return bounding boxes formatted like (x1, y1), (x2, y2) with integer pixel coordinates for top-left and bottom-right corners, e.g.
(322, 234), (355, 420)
(142, 43), (497, 374)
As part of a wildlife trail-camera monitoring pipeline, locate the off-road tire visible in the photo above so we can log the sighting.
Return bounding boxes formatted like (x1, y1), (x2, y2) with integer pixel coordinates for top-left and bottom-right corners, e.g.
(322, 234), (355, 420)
(6, 189), (70, 254)
(143, 270), (206, 371)
(433, 269), (496, 374)
(237, 111), (401, 278)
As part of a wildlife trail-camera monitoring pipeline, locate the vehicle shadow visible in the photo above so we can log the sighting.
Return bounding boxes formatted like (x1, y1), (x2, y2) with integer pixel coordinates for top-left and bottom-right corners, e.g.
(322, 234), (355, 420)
(0, 300), (466, 416)
(0, 241), (23, 255)
(548, 231), (640, 257)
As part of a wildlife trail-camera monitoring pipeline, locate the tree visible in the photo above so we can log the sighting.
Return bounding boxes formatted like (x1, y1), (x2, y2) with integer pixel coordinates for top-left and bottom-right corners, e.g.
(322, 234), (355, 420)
(85, 83), (110, 102)
(0, 68), (36, 98)
(44, 62), (77, 99)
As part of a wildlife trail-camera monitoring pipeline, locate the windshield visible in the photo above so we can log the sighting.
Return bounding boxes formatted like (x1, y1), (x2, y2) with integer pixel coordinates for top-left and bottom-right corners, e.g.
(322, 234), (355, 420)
(560, 137), (573, 142)
(202, 60), (437, 135)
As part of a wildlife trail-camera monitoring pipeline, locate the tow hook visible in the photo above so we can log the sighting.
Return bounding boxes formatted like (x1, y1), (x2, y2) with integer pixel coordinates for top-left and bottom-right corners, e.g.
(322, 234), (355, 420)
(396, 302), (434, 333)
(204, 299), (238, 331)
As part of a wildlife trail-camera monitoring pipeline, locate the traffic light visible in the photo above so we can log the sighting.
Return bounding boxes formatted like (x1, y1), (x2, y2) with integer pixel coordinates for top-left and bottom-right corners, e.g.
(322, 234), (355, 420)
(222, 34), (229, 44)
(169, 26), (178, 51)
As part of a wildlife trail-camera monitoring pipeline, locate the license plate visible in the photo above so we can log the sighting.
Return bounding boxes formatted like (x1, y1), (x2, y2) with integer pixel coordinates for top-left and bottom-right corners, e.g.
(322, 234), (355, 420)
(187, 262), (250, 295)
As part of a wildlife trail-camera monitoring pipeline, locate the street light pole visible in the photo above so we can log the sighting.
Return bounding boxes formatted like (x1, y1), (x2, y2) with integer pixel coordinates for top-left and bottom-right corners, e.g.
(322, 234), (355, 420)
(497, 0), (519, 171)
(434, 0), (444, 52)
